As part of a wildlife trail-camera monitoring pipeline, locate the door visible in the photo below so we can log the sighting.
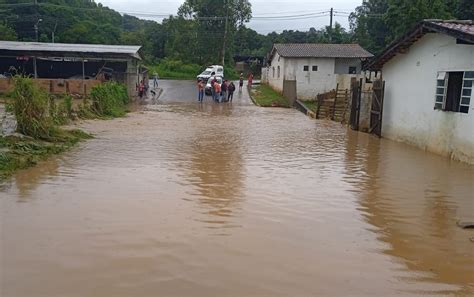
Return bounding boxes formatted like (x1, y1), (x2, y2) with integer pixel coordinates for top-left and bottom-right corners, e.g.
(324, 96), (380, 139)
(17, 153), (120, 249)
(369, 80), (385, 137)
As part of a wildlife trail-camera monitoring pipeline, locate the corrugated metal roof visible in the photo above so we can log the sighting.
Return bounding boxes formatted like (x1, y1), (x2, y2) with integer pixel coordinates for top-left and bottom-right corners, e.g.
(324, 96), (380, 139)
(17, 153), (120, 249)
(0, 41), (142, 59)
(273, 43), (373, 58)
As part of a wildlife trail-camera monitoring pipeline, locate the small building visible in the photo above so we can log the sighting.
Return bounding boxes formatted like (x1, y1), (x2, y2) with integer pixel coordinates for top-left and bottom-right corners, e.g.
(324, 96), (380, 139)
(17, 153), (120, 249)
(262, 43), (373, 100)
(0, 41), (142, 97)
(365, 20), (474, 164)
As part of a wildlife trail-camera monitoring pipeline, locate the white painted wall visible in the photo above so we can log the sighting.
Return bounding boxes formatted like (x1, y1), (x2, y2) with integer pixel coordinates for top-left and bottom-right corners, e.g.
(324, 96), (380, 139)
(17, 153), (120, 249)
(266, 52), (285, 93)
(382, 33), (474, 163)
(267, 53), (365, 100)
(285, 57), (337, 100)
(335, 58), (361, 74)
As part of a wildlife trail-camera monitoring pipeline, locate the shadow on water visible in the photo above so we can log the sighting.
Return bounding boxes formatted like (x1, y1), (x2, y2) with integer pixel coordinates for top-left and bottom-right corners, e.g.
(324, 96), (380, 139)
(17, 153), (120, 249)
(343, 130), (474, 296)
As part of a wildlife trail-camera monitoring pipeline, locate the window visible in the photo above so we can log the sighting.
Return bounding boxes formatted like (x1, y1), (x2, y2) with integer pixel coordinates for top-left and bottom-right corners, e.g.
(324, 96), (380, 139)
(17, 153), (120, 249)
(435, 71), (473, 114)
(303, 65), (309, 71)
(349, 66), (357, 74)
(277, 66), (280, 78)
(312, 65), (318, 71)
(272, 67), (275, 78)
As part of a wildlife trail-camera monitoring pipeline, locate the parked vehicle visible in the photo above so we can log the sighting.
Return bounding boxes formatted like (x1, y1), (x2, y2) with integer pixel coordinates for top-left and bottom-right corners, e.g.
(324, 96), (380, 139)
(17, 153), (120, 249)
(197, 65), (224, 81)
(205, 76), (223, 96)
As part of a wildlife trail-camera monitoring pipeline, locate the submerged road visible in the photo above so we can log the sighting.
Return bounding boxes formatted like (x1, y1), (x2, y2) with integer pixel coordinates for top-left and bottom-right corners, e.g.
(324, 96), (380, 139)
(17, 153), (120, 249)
(1, 80), (473, 297)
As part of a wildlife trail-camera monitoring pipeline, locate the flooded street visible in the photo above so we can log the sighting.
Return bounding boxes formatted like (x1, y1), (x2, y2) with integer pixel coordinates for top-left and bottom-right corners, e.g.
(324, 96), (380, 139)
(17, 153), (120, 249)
(1, 80), (473, 297)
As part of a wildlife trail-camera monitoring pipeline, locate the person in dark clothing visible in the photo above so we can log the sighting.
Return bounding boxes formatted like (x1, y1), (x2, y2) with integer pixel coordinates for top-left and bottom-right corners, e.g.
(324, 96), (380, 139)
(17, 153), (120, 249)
(221, 80), (228, 102)
(228, 81), (236, 102)
(239, 73), (244, 92)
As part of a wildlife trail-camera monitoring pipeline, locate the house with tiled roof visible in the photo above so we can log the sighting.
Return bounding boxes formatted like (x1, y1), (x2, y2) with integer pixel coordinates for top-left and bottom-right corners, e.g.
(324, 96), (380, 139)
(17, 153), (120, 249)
(365, 20), (474, 163)
(262, 43), (373, 100)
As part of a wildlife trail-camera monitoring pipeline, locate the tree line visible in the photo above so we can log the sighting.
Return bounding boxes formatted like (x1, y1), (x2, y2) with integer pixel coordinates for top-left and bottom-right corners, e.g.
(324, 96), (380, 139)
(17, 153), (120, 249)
(0, 0), (472, 66)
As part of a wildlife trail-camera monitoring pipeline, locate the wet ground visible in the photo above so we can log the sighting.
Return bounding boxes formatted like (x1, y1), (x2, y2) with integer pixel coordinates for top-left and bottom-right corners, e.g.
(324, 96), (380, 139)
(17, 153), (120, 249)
(1, 80), (473, 297)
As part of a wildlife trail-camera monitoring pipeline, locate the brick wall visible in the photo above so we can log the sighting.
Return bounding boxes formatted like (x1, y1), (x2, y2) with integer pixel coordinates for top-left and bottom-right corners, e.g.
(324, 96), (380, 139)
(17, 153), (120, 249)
(0, 78), (102, 96)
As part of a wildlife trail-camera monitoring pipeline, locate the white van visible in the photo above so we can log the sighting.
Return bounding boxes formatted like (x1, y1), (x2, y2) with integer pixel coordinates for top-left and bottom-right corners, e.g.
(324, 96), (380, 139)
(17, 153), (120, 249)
(197, 65), (224, 81)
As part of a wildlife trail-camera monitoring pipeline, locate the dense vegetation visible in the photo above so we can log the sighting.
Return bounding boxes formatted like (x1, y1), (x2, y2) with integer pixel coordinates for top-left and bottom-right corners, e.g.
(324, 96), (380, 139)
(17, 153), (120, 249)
(0, 0), (471, 65)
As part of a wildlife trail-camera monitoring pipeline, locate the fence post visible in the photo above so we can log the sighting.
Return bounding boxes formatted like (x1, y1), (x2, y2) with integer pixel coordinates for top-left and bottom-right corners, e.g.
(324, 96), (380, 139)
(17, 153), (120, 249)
(331, 84), (339, 120)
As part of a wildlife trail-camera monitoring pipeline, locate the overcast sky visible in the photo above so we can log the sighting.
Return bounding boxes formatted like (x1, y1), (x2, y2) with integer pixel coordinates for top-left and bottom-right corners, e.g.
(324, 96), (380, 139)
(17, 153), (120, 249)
(97, 0), (362, 34)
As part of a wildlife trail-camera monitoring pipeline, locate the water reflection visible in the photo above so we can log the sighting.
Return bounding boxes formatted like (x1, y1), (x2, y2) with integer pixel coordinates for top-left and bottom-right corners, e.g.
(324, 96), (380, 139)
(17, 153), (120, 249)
(13, 156), (60, 201)
(343, 130), (474, 296)
(182, 106), (245, 233)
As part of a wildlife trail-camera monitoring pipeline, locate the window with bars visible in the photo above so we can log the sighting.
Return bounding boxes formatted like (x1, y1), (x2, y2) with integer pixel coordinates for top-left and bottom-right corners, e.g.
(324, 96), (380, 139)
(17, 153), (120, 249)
(435, 71), (472, 114)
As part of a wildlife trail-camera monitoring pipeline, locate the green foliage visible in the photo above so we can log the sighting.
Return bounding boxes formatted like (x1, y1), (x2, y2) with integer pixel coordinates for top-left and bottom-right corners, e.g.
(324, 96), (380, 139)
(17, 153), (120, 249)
(251, 84), (291, 108)
(149, 59), (202, 80)
(177, 0), (252, 65)
(350, 0), (468, 55)
(90, 81), (129, 117)
(0, 130), (91, 180)
(0, 21), (17, 41)
(384, 0), (452, 42)
(11, 76), (53, 139)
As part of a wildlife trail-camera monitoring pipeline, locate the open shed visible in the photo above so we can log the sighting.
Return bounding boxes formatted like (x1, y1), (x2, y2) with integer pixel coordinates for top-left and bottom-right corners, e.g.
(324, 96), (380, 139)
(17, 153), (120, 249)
(0, 41), (142, 97)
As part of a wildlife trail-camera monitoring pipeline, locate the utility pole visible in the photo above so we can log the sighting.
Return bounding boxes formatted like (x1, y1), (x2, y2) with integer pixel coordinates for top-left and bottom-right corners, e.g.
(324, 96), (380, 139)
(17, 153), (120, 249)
(329, 7), (333, 42)
(221, 0), (229, 66)
(52, 21), (58, 43)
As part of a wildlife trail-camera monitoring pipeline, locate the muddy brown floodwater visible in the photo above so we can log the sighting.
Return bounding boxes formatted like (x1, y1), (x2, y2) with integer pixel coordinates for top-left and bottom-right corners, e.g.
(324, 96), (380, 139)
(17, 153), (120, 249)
(1, 80), (473, 297)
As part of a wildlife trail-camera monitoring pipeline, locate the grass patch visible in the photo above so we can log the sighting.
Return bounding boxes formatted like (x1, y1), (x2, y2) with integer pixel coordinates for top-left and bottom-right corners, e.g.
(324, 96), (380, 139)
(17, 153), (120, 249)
(301, 100), (317, 112)
(149, 59), (202, 80)
(0, 130), (92, 181)
(250, 84), (291, 108)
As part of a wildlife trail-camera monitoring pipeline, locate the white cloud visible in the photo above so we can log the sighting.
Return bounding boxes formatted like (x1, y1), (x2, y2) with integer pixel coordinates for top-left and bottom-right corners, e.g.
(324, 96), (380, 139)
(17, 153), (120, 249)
(97, 0), (360, 33)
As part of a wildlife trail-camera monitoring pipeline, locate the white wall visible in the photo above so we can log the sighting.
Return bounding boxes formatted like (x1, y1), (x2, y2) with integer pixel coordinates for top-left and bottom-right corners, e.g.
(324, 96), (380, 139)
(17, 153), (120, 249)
(335, 58), (361, 74)
(284, 57), (337, 100)
(266, 52), (285, 93)
(382, 33), (474, 164)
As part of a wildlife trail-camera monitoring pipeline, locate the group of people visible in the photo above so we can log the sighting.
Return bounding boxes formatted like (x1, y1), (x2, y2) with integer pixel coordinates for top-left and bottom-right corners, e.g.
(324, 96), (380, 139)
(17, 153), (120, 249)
(197, 72), (253, 103)
(137, 73), (160, 99)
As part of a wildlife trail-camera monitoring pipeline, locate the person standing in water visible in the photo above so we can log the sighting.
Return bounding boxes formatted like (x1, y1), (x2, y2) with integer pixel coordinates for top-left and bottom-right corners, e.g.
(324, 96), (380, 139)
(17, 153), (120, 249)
(239, 73), (244, 92)
(228, 81), (236, 102)
(197, 79), (204, 102)
(248, 72), (254, 89)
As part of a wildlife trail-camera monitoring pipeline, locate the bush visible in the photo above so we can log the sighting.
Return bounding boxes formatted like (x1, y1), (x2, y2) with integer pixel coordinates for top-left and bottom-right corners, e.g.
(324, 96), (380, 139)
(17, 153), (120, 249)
(11, 76), (53, 139)
(90, 81), (129, 117)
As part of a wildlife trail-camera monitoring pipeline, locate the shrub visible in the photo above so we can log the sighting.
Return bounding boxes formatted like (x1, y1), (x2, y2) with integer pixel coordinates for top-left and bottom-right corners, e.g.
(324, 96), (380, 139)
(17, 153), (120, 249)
(11, 76), (53, 139)
(90, 81), (129, 117)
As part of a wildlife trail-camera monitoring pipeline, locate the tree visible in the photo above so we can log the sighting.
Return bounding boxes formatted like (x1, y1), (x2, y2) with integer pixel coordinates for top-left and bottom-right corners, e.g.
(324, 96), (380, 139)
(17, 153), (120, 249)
(0, 22), (17, 41)
(349, 0), (389, 55)
(177, 0), (252, 65)
(384, 0), (452, 42)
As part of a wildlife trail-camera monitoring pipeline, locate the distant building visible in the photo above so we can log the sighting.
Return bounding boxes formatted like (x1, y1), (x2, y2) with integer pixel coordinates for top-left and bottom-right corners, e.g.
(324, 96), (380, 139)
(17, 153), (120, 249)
(366, 20), (474, 164)
(0, 41), (142, 97)
(262, 43), (373, 100)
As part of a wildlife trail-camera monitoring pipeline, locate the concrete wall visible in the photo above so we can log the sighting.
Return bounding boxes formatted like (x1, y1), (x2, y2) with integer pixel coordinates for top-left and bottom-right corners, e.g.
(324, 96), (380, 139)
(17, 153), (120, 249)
(266, 52), (285, 93)
(335, 58), (361, 74)
(382, 33), (474, 164)
(285, 57), (337, 100)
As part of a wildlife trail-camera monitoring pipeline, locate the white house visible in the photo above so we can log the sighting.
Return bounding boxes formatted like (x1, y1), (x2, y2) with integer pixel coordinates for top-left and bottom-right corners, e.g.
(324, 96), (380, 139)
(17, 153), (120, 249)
(366, 20), (474, 164)
(262, 43), (373, 100)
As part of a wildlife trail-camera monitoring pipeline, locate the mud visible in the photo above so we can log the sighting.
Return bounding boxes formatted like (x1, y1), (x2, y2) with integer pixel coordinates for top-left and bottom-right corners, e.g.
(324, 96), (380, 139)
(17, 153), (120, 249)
(1, 80), (473, 296)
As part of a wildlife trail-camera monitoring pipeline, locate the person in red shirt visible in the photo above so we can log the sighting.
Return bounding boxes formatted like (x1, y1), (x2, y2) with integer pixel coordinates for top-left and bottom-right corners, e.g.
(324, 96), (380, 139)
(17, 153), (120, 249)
(214, 81), (222, 102)
(248, 72), (254, 88)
